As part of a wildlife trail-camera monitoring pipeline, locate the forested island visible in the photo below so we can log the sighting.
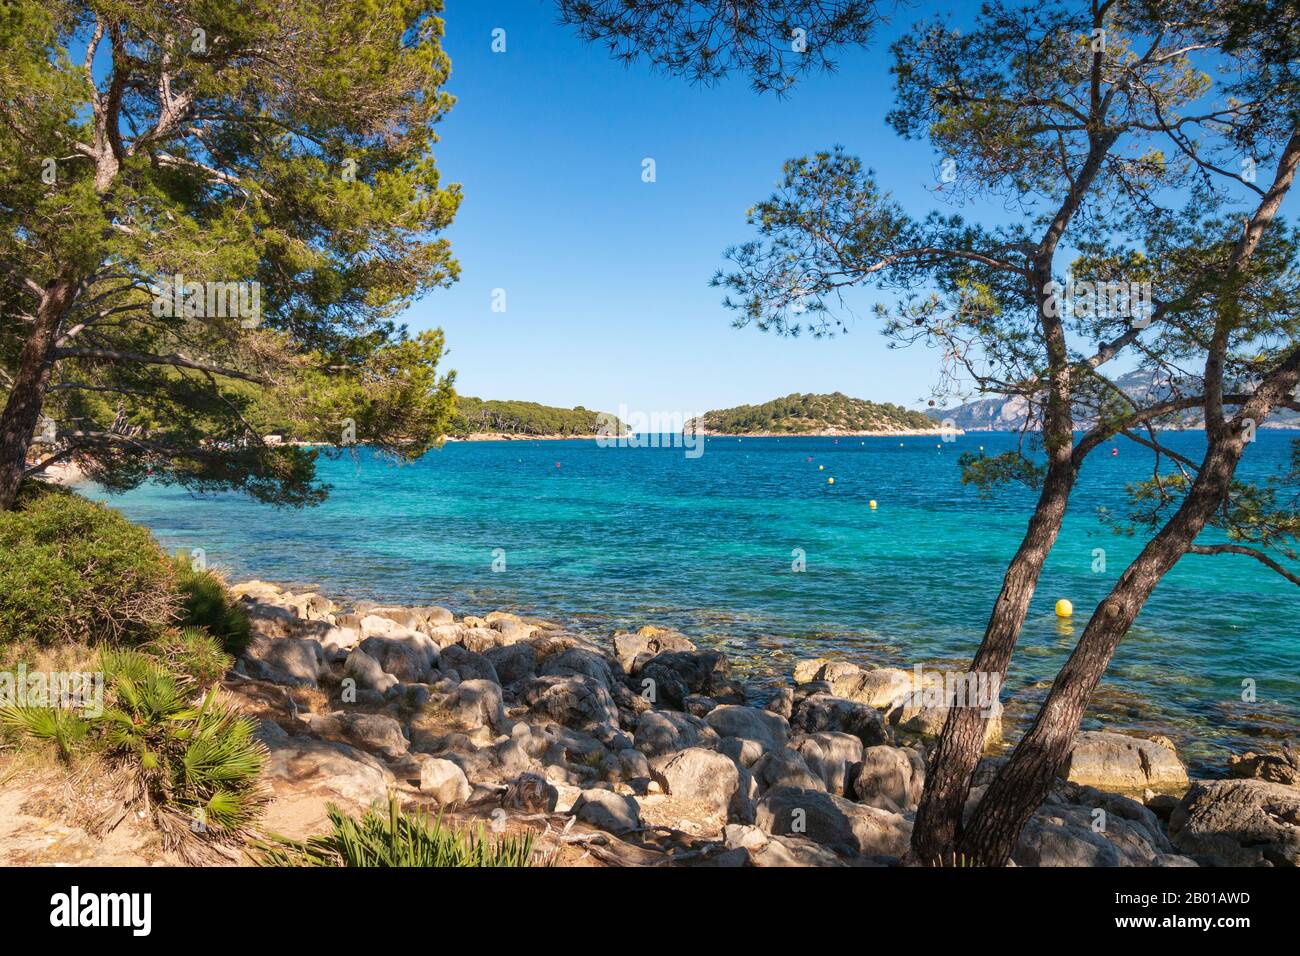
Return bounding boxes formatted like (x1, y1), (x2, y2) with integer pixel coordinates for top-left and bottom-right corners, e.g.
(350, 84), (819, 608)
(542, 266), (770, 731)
(448, 396), (623, 438)
(689, 392), (942, 435)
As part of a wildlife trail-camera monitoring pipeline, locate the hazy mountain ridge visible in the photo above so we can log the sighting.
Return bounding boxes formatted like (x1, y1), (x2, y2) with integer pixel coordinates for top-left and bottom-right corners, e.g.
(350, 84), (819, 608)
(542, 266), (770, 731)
(929, 370), (1300, 431)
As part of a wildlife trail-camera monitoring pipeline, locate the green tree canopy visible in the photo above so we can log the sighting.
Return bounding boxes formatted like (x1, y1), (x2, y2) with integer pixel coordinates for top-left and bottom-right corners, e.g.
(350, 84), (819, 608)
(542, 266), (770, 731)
(0, 0), (461, 508)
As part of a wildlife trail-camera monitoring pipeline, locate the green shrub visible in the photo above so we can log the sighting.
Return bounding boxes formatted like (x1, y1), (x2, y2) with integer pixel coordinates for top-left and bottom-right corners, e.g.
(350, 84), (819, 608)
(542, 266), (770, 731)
(172, 558), (251, 654)
(0, 647), (268, 851)
(149, 626), (233, 688)
(0, 485), (177, 647)
(259, 796), (541, 867)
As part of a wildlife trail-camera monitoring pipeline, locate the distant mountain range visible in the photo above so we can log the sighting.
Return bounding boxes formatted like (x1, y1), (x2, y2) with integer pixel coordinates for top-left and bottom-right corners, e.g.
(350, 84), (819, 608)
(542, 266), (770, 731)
(688, 392), (942, 435)
(927, 369), (1300, 431)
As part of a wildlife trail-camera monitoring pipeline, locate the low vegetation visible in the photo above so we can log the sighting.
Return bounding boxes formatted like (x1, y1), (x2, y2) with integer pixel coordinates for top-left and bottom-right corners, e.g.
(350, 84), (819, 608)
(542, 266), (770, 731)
(0, 485), (177, 648)
(694, 392), (935, 434)
(258, 797), (541, 867)
(172, 558), (252, 655)
(0, 638), (266, 855)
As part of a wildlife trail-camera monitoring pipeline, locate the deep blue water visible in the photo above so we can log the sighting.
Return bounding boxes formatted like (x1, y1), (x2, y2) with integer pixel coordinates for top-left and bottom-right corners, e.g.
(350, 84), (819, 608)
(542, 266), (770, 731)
(92, 430), (1299, 773)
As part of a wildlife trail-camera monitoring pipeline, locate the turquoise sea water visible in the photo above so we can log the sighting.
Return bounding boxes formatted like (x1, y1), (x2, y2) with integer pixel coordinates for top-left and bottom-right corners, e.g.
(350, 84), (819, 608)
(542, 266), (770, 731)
(94, 430), (1299, 773)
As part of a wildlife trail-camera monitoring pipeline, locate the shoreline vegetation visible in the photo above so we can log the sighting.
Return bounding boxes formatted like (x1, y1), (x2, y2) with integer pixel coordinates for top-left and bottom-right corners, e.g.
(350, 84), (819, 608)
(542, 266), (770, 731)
(10, 563), (1297, 867)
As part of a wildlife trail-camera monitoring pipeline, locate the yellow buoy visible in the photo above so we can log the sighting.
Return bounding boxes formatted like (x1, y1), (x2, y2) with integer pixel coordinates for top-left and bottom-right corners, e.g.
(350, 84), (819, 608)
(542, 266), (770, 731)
(827, 477), (835, 485)
(1055, 599), (1073, 618)
(818, 464), (824, 471)
(869, 499), (877, 509)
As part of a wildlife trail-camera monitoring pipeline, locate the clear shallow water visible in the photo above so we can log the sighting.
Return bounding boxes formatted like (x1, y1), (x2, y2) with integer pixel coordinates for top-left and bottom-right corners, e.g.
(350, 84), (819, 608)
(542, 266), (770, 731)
(94, 430), (1299, 774)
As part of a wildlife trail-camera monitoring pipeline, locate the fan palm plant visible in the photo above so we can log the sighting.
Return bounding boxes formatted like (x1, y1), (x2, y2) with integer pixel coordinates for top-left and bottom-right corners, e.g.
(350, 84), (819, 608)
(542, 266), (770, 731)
(259, 797), (541, 868)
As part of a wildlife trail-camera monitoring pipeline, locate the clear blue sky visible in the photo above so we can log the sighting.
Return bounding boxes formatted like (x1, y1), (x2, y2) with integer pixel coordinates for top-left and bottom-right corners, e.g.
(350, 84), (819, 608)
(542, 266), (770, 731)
(412, 0), (983, 415)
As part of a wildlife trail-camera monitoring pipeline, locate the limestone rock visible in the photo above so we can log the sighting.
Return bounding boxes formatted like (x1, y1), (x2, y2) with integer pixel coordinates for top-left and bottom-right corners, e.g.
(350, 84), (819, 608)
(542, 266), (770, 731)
(344, 648), (399, 695)
(241, 633), (329, 687)
(1062, 731), (1189, 793)
(755, 786), (911, 859)
(391, 754), (472, 805)
(633, 710), (720, 757)
(791, 694), (891, 746)
(792, 732), (865, 796)
(852, 745), (926, 812)
(1169, 779), (1300, 866)
(612, 626), (697, 673)
(451, 679), (511, 734)
(571, 789), (641, 835)
(649, 747), (741, 812)
(1227, 748), (1300, 788)
(705, 705), (789, 753)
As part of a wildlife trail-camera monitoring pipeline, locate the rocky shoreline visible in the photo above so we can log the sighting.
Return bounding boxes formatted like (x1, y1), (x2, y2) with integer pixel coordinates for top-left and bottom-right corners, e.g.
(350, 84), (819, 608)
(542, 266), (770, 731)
(226, 579), (1299, 866)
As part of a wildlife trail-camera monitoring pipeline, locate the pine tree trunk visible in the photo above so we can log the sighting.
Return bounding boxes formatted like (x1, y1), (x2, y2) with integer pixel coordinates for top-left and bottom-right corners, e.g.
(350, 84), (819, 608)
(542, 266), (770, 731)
(0, 280), (74, 510)
(909, 452), (1076, 860)
(956, 395), (1291, 865)
(910, 255), (1079, 862)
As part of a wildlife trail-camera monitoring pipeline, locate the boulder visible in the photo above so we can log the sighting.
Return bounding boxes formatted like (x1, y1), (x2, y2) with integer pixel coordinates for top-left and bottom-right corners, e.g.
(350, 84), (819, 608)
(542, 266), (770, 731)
(338, 713), (408, 759)
(853, 745), (926, 812)
(1169, 779), (1300, 866)
(439, 645), (500, 685)
(241, 633), (330, 687)
(649, 747), (741, 812)
(391, 754), (472, 805)
(319, 626), (360, 662)
(358, 633), (438, 683)
(638, 650), (739, 708)
(1227, 748), (1300, 787)
(571, 789), (641, 835)
(719, 736), (765, 768)
(683, 694), (717, 717)
(230, 580), (283, 603)
(766, 687), (794, 719)
(791, 694), (891, 746)
(451, 679), (511, 734)
(792, 659), (831, 684)
(483, 643), (538, 686)
(343, 648), (399, 695)
(752, 747), (826, 792)
(257, 733), (395, 840)
(522, 675), (621, 742)
(634, 710), (719, 757)
(755, 786), (911, 859)
(1062, 731), (1189, 793)
(792, 732), (864, 796)
(612, 626), (697, 673)
(538, 647), (620, 690)
(244, 600), (312, 640)
(705, 705), (789, 753)
(418, 605), (456, 628)
(1013, 784), (1194, 867)
(490, 618), (540, 645)
(460, 626), (504, 653)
